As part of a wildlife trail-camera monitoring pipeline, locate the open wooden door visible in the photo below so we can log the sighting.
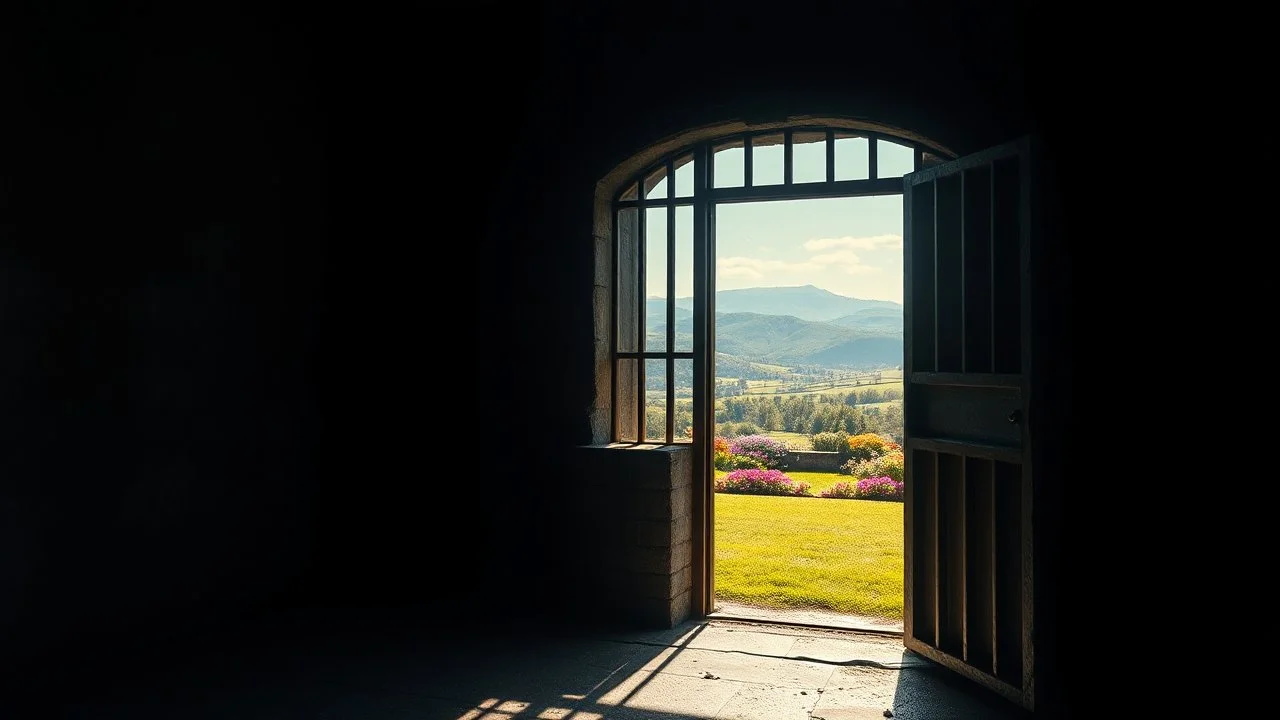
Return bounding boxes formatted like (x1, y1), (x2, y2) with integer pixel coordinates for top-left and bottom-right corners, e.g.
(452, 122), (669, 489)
(903, 136), (1037, 711)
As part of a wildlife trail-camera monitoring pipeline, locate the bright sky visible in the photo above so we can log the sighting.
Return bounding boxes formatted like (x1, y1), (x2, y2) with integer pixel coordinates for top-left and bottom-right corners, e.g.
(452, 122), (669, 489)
(645, 137), (912, 304)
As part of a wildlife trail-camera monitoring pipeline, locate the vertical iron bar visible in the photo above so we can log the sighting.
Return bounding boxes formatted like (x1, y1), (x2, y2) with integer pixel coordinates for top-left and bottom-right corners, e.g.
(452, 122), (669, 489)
(744, 135), (753, 189)
(667, 192), (676, 443)
(705, 177), (717, 614)
(960, 456), (969, 663)
(960, 170), (967, 374)
(692, 142), (711, 615)
(825, 130), (835, 183)
(784, 130), (794, 185)
(933, 450), (941, 648)
(708, 142), (716, 189)
(933, 181), (939, 372)
(637, 185), (646, 441)
(611, 203), (619, 442)
(869, 136), (879, 180)
(990, 455), (1000, 676)
(902, 173), (915, 644)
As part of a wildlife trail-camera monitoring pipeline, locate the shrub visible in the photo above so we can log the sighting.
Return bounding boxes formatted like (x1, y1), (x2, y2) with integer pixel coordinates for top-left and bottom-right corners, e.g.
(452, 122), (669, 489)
(719, 421), (760, 438)
(854, 475), (904, 502)
(715, 468), (811, 496)
(845, 449), (905, 483)
(846, 433), (901, 462)
(719, 453), (766, 471)
(713, 450), (730, 470)
(728, 434), (790, 469)
(712, 436), (732, 469)
(820, 480), (859, 499)
(811, 430), (852, 457)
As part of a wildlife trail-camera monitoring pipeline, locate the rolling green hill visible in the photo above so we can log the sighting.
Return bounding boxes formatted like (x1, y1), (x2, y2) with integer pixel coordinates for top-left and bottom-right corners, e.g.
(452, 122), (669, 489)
(642, 285), (902, 372)
(829, 307), (902, 329)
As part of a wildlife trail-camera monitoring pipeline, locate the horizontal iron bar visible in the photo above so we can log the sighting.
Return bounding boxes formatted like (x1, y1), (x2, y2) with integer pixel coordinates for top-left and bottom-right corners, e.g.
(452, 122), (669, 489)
(615, 351), (696, 360)
(708, 176), (904, 203)
(615, 197), (696, 209)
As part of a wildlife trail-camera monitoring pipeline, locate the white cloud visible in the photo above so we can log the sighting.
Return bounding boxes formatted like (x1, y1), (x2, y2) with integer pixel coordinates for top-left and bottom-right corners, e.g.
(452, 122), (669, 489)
(718, 245), (884, 280)
(811, 250), (880, 274)
(718, 265), (763, 279)
(718, 255), (820, 276)
(803, 234), (902, 251)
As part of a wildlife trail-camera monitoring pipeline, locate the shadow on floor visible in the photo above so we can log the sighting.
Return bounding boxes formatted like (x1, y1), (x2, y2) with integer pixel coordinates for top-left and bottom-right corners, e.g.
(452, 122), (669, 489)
(10, 610), (1033, 719)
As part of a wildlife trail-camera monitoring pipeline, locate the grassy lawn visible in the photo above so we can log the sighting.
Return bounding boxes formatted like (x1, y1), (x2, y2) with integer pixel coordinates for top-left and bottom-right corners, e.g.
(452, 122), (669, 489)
(714, 471), (903, 619)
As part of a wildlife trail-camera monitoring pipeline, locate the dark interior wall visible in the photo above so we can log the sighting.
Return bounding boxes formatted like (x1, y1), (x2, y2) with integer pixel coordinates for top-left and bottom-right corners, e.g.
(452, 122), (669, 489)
(3, 0), (329, 671)
(4, 0), (1088, 709)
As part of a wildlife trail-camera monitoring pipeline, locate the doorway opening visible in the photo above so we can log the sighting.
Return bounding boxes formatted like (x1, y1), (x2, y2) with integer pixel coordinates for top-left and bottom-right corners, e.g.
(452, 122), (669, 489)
(606, 125), (944, 634)
(709, 196), (906, 633)
(596, 119), (1038, 711)
(701, 134), (913, 632)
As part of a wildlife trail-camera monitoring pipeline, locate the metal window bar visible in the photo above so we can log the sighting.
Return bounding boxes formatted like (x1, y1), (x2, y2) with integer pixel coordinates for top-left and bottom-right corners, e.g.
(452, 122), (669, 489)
(694, 141), (715, 613)
(611, 202), (619, 441)
(616, 179), (901, 206)
(932, 180), (939, 372)
(667, 159), (676, 443)
(960, 169), (967, 374)
(636, 183), (646, 441)
(612, 130), (953, 445)
(784, 130), (794, 185)
(825, 130), (835, 183)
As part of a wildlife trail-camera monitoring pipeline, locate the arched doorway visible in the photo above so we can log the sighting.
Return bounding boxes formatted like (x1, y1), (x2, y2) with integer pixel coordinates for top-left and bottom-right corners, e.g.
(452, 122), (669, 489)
(594, 119), (1039, 711)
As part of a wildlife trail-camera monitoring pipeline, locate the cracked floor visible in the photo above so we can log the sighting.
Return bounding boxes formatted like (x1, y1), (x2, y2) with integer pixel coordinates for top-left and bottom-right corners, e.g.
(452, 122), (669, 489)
(39, 613), (1031, 719)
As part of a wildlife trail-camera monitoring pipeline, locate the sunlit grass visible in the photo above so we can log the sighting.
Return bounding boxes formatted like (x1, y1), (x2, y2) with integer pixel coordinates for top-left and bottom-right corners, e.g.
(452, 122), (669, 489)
(714, 480), (904, 619)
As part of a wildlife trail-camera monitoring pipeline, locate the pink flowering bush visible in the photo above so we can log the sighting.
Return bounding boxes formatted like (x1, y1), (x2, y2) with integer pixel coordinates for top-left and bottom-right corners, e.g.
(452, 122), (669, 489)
(854, 475), (904, 502)
(842, 449), (905, 483)
(820, 480), (859, 499)
(715, 468), (812, 497)
(728, 435), (790, 469)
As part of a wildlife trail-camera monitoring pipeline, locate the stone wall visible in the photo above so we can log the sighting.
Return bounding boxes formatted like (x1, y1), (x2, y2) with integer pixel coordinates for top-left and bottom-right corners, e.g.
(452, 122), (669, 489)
(784, 450), (843, 472)
(566, 444), (694, 629)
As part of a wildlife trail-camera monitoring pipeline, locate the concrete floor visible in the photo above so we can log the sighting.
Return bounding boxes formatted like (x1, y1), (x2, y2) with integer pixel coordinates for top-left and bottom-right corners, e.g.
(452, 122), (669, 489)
(709, 601), (905, 634)
(27, 611), (1031, 719)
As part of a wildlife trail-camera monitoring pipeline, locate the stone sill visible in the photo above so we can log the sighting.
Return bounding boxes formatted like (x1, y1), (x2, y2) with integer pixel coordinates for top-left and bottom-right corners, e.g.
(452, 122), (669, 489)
(580, 442), (694, 452)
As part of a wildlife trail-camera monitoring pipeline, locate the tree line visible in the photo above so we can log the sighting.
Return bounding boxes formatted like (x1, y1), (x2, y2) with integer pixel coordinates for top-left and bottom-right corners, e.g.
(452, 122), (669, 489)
(645, 389), (905, 444)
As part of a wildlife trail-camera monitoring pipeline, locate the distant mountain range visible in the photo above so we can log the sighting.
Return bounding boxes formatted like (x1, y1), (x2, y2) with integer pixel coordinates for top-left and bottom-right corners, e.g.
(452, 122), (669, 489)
(644, 285), (902, 369)
(646, 284), (900, 323)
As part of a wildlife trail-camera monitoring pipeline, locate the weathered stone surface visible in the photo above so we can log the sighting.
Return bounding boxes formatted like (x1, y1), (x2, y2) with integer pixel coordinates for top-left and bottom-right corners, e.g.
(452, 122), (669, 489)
(635, 519), (673, 547)
(568, 443), (696, 628)
(628, 543), (678, 575)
